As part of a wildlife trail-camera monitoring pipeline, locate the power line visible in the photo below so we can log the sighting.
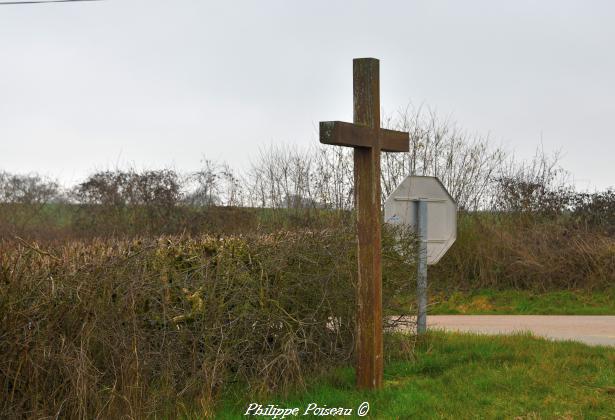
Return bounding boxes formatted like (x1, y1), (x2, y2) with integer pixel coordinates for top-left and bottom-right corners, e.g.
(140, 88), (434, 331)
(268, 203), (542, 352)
(0, 0), (104, 5)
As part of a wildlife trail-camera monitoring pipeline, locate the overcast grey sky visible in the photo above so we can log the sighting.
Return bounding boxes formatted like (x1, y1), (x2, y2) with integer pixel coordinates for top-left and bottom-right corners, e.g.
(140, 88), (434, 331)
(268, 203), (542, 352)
(1, 0), (613, 190)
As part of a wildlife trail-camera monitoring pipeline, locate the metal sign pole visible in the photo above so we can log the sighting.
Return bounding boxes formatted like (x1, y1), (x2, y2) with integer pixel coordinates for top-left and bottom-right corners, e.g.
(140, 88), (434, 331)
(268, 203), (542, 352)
(384, 176), (457, 335)
(416, 199), (428, 334)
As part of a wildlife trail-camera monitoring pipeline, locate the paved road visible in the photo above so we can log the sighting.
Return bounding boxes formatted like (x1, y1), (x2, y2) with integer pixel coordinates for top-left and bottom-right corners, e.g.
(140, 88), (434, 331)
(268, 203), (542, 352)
(426, 315), (615, 346)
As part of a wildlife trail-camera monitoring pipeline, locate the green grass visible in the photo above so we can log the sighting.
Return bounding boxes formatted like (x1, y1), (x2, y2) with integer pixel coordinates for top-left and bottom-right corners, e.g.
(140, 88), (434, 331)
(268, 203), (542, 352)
(426, 288), (615, 315)
(215, 332), (615, 419)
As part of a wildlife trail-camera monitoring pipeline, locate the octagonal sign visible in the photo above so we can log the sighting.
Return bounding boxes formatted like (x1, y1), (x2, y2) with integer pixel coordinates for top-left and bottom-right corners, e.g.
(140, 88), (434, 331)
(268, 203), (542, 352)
(384, 176), (457, 264)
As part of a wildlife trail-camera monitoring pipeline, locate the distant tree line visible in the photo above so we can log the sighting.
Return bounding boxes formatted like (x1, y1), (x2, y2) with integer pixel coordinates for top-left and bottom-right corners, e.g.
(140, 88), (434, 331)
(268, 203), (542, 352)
(1, 106), (613, 237)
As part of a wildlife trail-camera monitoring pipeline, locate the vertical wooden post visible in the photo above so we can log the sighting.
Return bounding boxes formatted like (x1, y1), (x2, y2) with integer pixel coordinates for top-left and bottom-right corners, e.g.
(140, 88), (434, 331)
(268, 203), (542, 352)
(353, 58), (383, 389)
(319, 58), (408, 390)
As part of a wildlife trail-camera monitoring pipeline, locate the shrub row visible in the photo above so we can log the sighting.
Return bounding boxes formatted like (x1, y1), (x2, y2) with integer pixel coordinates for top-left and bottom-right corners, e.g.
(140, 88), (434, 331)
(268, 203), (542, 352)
(431, 213), (615, 291)
(0, 227), (414, 418)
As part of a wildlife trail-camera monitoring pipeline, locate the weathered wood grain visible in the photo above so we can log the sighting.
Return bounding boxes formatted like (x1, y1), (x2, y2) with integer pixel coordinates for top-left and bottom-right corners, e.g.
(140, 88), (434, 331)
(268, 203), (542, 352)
(318, 58), (409, 390)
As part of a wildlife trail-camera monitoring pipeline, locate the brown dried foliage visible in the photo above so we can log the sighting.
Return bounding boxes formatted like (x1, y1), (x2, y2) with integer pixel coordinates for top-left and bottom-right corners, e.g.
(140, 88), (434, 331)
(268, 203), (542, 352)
(431, 213), (615, 291)
(0, 227), (414, 418)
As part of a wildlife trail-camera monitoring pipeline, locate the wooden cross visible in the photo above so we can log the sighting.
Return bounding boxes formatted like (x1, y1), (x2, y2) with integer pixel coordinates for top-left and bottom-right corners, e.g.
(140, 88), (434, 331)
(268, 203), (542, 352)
(320, 58), (409, 390)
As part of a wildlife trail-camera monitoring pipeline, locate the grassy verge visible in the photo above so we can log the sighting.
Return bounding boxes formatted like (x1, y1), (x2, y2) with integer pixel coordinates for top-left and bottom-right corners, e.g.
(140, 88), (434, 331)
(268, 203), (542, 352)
(216, 332), (615, 419)
(426, 289), (615, 315)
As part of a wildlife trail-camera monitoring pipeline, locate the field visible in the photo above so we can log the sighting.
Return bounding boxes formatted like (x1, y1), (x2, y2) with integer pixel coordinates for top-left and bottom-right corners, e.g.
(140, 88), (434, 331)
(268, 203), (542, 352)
(1, 167), (614, 418)
(217, 332), (615, 419)
(3, 6), (615, 418)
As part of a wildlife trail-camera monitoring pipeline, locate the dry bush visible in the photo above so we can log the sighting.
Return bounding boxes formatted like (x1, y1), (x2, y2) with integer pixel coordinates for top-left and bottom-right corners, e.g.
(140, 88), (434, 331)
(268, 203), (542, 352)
(0, 172), (59, 206)
(28, 168), (254, 239)
(72, 169), (183, 236)
(242, 107), (507, 211)
(490, 148), (572, 214)
(431, 213), (615, 291)
(0, 172), (62, 238)
(245, 145), (317, 210)
(0, 226), (414, 419)
(381, 105), (506, 210)
(571, 189), (615, 234)
(186, 159), (243, 207)
(75, 169), (182, 207)
(426, 149), (614, 292)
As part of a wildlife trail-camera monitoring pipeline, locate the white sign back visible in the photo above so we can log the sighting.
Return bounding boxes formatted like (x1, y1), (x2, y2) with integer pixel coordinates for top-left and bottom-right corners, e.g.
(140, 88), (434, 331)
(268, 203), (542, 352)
(384, 176), (457, 264)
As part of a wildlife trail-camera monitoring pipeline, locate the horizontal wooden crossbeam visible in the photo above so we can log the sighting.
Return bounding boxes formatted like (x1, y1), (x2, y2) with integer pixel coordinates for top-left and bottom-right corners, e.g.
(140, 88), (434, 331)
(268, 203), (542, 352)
(319, 121), (409, 152)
